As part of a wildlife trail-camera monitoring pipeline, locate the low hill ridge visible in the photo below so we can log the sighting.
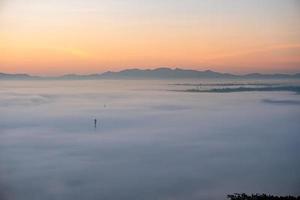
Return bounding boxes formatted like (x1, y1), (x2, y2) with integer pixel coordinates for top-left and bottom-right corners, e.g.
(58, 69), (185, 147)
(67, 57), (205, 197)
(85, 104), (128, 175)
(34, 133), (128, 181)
(1, 68), (300, 80)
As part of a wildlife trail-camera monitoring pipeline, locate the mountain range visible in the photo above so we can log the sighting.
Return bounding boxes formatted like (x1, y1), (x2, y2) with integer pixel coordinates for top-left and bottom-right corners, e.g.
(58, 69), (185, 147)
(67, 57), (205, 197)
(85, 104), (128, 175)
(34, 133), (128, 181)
(1, 68), (300, 80)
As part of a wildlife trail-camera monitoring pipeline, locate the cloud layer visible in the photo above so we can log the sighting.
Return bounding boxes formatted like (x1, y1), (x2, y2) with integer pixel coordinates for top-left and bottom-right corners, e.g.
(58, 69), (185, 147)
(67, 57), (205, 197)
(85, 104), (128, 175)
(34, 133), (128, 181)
(0, 80), (300, 200)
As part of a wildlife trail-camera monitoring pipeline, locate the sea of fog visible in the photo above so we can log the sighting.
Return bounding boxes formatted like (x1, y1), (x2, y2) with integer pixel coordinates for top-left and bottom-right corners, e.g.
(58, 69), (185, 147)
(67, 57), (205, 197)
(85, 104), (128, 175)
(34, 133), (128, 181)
(0, 79), (300, 200)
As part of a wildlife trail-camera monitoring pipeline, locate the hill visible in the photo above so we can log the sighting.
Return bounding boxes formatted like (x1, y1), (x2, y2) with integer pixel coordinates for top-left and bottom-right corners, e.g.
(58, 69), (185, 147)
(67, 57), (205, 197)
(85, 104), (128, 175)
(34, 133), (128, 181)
(1, 68), (300, 80)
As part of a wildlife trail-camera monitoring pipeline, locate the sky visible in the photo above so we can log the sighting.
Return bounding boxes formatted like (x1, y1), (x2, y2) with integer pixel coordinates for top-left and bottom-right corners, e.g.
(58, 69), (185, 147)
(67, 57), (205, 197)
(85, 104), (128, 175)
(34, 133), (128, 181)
(0, 0), (300, 75)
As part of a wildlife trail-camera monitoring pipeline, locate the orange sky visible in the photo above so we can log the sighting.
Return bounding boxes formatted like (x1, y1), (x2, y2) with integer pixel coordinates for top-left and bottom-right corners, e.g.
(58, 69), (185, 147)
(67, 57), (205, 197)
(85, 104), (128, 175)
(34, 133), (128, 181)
(1, 0), (300, 75)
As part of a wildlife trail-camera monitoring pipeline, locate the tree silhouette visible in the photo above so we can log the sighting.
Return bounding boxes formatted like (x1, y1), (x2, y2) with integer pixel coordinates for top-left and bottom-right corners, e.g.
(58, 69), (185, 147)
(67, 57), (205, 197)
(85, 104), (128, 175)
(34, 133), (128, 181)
(227, 193), (300, 200)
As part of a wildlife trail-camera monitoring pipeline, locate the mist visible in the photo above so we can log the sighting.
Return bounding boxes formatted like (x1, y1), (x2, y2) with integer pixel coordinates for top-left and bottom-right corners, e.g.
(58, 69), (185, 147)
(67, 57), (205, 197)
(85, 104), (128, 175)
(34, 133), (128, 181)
(0, 80), (300, 200)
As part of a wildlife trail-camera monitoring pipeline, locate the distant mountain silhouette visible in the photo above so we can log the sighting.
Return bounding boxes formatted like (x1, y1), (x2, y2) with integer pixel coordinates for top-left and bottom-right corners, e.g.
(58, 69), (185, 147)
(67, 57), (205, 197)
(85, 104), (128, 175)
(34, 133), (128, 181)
(1, 68), (300, 80)
(0, 73), (38, 80)
(99, 68), (237, 79)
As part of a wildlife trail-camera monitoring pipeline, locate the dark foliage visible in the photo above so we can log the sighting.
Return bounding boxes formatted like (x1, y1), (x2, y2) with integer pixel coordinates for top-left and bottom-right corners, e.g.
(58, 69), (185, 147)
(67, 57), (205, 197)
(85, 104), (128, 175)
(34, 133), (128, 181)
(227, 193), (300, 200)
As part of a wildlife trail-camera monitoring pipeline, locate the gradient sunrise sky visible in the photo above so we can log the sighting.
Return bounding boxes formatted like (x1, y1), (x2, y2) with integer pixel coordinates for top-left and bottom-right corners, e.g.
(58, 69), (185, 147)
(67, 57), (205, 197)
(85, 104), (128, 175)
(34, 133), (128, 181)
(1, 0), (300, 75)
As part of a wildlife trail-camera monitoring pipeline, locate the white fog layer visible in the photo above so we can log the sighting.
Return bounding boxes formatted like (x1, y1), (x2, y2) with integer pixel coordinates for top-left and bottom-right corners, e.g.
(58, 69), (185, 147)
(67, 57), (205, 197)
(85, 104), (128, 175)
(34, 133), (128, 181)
(0, 80), (300, 200)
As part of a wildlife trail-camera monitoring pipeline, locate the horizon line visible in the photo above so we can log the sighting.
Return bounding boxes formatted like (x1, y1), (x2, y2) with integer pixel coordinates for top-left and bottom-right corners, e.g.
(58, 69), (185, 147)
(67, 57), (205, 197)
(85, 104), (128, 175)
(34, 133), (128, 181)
(1, 67), (300, 78)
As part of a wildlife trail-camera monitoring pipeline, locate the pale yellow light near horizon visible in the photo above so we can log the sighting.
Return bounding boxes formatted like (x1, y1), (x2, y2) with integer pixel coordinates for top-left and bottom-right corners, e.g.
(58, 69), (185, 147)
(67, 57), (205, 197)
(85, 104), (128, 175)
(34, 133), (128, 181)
(0, 0), (300, 75)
